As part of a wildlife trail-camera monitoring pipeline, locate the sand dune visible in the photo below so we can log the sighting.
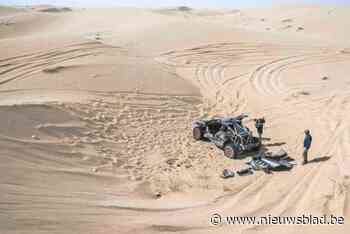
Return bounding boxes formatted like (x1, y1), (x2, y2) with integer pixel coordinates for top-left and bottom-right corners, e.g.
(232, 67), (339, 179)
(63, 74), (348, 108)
(1, 4), (350, 234)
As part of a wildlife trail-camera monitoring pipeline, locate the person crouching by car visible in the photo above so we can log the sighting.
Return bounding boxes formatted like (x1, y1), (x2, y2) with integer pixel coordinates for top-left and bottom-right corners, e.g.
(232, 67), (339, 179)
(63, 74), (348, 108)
(254, 118), (265, 141)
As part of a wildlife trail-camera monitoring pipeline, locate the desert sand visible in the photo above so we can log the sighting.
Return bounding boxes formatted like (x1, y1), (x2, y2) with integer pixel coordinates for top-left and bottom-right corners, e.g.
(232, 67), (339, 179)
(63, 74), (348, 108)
(1, 4), (350, 234)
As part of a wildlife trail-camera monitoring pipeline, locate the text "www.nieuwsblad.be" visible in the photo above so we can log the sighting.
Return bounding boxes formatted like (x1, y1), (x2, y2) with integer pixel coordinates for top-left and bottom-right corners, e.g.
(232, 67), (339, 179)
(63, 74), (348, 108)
(210, 213), (345, 226)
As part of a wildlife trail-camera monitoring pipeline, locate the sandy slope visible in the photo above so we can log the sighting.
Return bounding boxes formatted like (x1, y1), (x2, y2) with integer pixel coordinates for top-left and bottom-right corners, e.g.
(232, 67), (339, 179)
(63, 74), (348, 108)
(1, 4), (350, 234)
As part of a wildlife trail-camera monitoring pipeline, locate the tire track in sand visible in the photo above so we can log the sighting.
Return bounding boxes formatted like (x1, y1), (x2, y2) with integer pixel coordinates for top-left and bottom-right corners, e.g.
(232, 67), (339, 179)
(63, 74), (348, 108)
(0, 41), (124, 86)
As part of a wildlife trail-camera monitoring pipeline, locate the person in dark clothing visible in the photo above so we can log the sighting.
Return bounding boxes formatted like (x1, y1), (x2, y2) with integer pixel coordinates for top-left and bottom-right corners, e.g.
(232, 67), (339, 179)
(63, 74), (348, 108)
(303, 129), (312, 165)
(254, 118), (265, 141)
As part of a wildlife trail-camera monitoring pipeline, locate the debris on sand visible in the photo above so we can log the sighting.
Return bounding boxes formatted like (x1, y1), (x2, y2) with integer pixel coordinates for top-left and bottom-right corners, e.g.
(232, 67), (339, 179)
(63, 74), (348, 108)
(281, 25), (293, 30)
(236, 167), (254, 176)
(177, 6), (193, 12)
(296, 26), (304, 31)
(281, 18), (293, 23)
(42, 66), (65, 73)
(298, 90), (310, 96)
(166, 158), (177, 165)
(222, 169), (235, 178)
(221, 149), (296, 179)
(91, 167), (98, 173)
(155, 192), (162, 198)
(31, 135), (40, 140)
(291, 90), (311, 98)
(247, 150), (295, 172)
(322, 76), (329, 80)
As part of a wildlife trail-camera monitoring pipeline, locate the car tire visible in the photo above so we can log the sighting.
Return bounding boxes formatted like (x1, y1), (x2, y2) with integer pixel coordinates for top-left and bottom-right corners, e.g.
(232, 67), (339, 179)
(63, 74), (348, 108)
(193, 127), (203, 140)
(224, 143), (238, 159)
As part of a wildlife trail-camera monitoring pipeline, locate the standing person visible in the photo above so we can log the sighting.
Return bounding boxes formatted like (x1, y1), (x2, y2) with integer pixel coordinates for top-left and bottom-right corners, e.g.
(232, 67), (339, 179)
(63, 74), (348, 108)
(303, 129), (312, 165)
(254, 118), (265, 141)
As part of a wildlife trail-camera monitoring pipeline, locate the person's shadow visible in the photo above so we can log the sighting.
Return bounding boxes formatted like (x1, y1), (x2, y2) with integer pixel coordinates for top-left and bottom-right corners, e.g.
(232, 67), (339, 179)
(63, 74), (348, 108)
(308, 156), (331, 164)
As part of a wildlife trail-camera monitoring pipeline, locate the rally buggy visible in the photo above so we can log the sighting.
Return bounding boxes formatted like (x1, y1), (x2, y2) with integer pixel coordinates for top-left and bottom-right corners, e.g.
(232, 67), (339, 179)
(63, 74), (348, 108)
(192, 115), (261, 158)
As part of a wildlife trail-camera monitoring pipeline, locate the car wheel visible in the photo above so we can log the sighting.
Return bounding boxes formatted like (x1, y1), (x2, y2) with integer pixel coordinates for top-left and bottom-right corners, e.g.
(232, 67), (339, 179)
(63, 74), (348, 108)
(193, 127), (203, 140)
(224, 143), (238, 159)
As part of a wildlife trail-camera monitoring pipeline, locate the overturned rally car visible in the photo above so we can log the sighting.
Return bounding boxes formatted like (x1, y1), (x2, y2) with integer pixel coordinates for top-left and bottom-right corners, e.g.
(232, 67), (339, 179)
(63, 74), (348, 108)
(192, 115), (261, 158)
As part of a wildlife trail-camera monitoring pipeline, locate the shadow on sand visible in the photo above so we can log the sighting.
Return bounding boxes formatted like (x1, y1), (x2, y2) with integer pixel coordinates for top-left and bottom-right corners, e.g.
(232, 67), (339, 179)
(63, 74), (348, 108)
(264, 142), (286, 147)
(308, 156), (331, 164)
